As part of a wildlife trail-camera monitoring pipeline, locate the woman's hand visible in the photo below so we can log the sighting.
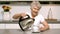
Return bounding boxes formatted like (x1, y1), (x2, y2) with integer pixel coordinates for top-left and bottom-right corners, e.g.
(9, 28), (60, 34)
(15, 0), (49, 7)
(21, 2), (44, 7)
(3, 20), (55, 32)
(40, 27), (46, 32)
(20, 13), (27, 17)
(38, 21), (49, 32)
(39, 26), (49, 32)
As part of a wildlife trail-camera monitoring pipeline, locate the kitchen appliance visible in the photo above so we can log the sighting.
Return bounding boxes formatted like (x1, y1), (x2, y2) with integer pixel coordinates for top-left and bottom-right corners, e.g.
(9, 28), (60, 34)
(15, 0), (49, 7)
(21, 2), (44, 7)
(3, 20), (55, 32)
(18, 15), (34, 31)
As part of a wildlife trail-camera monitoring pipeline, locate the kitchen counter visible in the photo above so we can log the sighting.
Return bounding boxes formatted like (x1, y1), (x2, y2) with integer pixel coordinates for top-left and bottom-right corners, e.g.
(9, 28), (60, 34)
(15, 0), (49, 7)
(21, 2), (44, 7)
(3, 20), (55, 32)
(0, 20), (60, 29)
(0, 29), (60, 34)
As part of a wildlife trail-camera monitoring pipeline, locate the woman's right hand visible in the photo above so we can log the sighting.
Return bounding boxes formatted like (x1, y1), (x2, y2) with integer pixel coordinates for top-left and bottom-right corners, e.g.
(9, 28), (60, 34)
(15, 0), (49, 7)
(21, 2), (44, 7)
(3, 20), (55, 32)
(20, 13), (27, 18)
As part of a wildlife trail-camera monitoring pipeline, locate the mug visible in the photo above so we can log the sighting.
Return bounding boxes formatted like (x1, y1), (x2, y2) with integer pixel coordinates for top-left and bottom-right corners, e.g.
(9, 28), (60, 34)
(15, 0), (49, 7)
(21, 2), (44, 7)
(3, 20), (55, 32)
(32, 25), (40, 32)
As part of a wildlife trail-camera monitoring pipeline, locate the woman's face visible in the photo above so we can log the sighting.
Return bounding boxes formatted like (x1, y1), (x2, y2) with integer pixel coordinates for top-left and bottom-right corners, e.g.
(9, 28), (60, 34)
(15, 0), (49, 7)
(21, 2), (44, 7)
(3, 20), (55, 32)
(31, 6), (40, 16)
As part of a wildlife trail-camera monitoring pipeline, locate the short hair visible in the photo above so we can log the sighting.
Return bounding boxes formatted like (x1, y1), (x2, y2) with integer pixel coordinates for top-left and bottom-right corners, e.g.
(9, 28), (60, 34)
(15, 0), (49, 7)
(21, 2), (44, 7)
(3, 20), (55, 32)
(30, 1), (41, 9)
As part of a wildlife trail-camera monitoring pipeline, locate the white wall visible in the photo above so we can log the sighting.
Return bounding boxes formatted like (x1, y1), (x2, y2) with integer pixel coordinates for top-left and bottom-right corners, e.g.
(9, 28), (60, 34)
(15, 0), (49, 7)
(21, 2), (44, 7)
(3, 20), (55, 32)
(0, 5), (60, 20)
(40, 5), (60, 19)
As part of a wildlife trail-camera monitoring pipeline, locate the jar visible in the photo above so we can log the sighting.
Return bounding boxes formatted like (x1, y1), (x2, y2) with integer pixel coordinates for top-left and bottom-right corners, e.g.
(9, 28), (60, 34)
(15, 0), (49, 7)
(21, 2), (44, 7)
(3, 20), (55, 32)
(3, 11), (11, 22)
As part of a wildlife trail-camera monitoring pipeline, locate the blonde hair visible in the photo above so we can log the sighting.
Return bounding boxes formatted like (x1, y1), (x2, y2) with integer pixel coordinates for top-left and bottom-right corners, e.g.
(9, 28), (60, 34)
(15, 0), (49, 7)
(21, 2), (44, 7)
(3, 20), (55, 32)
(30, 1), (41, 9)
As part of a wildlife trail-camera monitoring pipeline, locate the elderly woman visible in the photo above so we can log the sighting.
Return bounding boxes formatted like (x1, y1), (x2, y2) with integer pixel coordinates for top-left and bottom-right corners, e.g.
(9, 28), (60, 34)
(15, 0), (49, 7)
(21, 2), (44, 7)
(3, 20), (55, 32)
(13, 1), (49, 32)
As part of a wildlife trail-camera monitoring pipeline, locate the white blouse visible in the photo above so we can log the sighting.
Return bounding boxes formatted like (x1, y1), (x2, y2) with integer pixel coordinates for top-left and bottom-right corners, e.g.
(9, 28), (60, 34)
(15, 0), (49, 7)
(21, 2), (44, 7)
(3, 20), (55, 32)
(26, 12), (45, 26)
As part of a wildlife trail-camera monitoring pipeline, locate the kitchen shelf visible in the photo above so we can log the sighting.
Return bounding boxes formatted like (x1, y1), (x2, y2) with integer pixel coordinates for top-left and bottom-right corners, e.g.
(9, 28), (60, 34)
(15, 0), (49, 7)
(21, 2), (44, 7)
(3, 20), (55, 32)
(0, 19), (60, 24)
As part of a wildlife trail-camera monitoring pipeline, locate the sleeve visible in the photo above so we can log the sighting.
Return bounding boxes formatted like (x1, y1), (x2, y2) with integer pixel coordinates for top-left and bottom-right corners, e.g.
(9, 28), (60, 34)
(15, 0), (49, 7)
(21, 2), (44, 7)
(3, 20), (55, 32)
(40, 15), (45, 23)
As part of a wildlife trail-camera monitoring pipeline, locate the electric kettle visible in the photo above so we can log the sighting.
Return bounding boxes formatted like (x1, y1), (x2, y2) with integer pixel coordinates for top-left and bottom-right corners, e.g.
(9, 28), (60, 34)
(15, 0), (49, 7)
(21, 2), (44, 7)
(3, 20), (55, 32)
(18, 15), (34, 31)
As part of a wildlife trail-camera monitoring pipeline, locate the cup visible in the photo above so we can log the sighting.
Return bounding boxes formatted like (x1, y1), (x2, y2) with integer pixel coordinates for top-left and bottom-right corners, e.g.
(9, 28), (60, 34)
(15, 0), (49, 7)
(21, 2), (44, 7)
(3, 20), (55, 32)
(32, 25), (40, 33)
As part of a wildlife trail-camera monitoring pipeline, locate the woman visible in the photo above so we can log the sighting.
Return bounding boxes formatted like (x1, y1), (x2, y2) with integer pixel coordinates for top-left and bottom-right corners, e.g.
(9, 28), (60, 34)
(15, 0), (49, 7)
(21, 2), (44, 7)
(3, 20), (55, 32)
(13, 1), (49, 32)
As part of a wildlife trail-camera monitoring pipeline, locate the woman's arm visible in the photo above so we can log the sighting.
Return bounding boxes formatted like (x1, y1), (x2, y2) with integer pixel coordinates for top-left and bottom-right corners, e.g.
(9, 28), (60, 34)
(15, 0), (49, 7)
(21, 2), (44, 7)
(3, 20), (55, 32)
(13, 13), (27, 19)
(40, 21), (49, 32)
(13, 14), (21, 19)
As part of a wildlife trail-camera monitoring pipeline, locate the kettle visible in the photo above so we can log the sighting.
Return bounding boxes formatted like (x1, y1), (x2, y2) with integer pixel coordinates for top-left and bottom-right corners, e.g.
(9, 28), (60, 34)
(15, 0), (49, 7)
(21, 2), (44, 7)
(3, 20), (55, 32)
(18, 15), (34, 31)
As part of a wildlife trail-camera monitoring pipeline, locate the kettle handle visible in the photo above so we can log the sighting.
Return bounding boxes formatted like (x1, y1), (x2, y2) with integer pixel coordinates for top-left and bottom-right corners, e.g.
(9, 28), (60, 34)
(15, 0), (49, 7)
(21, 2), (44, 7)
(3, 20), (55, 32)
(19, 14), (30, 22)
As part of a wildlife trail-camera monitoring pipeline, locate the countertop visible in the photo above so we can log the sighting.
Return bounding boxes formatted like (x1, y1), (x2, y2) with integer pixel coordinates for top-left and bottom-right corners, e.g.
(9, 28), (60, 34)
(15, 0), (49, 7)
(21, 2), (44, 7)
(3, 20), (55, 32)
(0, 29), (60, 34)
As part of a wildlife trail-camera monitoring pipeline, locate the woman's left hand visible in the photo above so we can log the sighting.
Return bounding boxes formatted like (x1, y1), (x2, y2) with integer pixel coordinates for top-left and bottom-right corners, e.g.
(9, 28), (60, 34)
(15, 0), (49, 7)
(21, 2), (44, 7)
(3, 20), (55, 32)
(40, 27), (45, 32)
(39, 27), (49, 32)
